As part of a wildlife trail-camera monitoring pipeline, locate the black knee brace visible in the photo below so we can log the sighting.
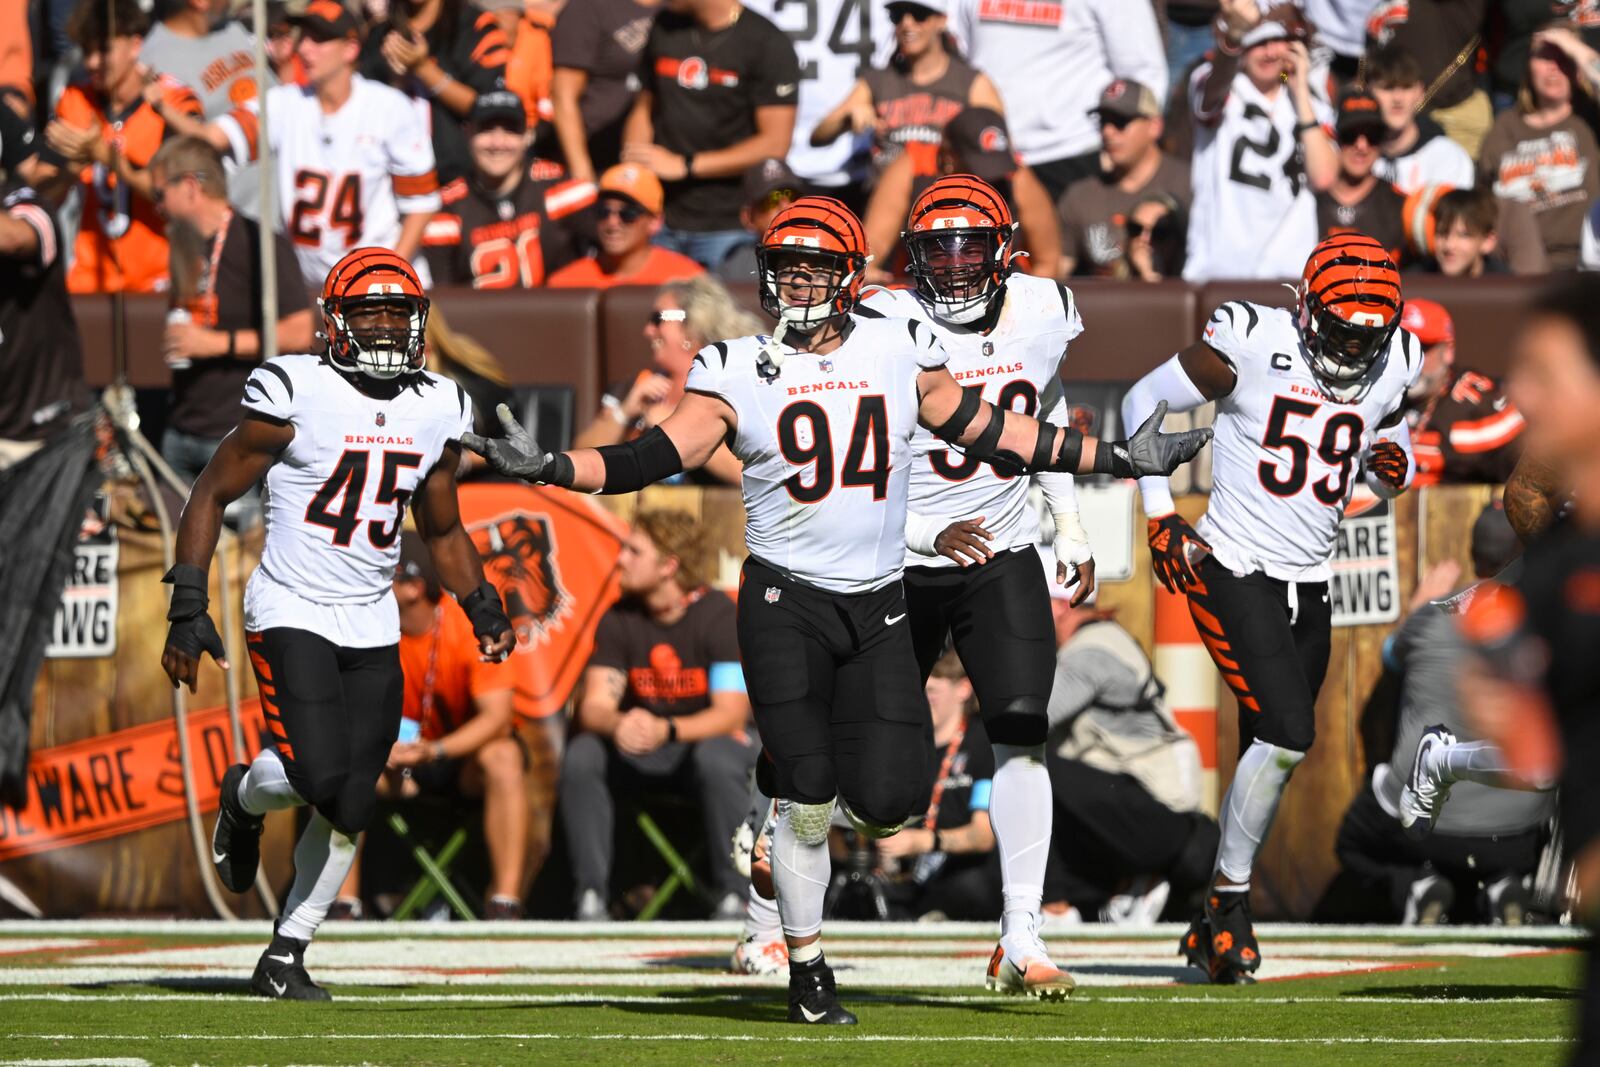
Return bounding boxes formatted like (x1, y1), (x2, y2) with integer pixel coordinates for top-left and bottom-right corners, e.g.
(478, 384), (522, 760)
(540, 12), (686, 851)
(984, 694), (1049, 747)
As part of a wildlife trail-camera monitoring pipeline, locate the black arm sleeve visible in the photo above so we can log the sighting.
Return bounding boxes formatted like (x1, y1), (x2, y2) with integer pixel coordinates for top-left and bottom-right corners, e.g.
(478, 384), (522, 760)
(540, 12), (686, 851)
(595, 426), (685, 493)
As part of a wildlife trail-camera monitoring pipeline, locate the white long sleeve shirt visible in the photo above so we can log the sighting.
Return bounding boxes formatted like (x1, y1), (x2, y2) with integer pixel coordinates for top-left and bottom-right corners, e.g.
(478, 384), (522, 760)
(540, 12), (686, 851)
(947, 0), (1168, 165)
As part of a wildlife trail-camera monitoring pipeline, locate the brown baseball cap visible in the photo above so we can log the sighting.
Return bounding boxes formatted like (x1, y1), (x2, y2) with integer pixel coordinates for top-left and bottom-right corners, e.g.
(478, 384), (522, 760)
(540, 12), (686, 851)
(1092, 79), (1160, 122)
(599, 163), (664, 216)
(942, 107), (1017, 182)
(742, 157), (802, 205)
(290, 0), (361, 40)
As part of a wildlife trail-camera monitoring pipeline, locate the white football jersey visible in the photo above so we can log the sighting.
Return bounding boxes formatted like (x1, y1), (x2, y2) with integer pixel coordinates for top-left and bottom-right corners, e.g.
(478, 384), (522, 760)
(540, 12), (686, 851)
(216, 77), (442, 291)
(1197, 301), (1421, 582)
(240, 354), (473, 647)
(684, 314), (948, 593)
(740, 0), (894, 186)
(860, 275), (1082, 569)
(1184, 66), (1331, 283)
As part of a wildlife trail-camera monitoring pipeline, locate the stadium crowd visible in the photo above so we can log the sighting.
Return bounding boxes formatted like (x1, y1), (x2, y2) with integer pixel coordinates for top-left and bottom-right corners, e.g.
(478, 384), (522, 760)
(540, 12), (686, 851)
(2, 0), (1590, 934)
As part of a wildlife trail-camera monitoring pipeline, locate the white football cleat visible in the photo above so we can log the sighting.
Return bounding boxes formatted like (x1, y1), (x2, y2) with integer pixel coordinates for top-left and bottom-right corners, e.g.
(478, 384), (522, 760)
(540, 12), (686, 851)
(986, 920), (1075, 1002)
(730, 935), (788, 976)
(1400, 725), (1457, 839)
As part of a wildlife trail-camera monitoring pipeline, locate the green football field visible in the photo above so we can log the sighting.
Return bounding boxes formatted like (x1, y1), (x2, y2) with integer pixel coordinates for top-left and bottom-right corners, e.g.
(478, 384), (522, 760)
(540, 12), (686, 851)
(0, 920), (1585, 1065)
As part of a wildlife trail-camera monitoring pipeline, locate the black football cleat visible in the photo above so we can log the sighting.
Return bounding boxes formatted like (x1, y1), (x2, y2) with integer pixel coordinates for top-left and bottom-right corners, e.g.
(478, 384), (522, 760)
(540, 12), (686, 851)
(251, 928), (332, 1002)
(1203, 889), (1260, 985)
(212, 763), (264, 893)
(788, 958), (857, 1025)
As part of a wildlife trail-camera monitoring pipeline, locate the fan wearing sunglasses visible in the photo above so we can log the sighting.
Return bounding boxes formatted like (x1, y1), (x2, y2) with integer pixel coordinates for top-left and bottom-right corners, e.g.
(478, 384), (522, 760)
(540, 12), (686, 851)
(1313, 87), (1407, 265)
(1123, 192), (1188, 282)
(547, 163), (705, 289)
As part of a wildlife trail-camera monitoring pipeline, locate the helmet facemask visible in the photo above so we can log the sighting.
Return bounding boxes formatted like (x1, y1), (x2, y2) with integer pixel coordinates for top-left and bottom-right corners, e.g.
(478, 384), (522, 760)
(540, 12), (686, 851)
(756, 245), (861, 334)
(905, 226), (1013, 325)
(1298, 288), (1400, 400)
(324, 294), (429, 380)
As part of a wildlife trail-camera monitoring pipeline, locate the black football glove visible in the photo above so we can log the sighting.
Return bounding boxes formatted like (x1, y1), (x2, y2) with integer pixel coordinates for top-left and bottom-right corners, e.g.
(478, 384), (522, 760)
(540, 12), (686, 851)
(1095, 401), (1213, 479)
(162, 563), (226, 680)
(1147, 512), (1211, 595)
(462, 579), (514, 660)
(461, 404), (569, 484)
(1368, 439), (1409, 491)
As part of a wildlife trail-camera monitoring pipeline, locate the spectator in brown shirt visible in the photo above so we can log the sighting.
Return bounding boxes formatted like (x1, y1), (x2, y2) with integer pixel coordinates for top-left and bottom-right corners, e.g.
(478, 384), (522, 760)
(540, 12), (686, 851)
(1057, 79), (1189, 278)
(149, 136), (311, 529)
(1315, 86), (1408, 263)
(564, 509), (756, 920)
(1478, 28), (1600, 271)
(550, 0), (659, 184)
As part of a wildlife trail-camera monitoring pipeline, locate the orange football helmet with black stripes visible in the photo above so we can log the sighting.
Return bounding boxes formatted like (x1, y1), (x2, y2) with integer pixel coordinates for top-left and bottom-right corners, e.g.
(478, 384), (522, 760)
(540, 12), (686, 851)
(903, 174), (1018, 324)
(320, 247), (430, 379)
(755, 195), (868, 330)
(1297, 232), (1403, 393)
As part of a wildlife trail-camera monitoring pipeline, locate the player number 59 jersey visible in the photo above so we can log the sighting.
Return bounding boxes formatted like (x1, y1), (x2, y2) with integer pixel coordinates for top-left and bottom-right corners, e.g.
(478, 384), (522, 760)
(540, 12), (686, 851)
(684, 315), (949, 593)
(1199, 301), (1420, 582)
(241, 354), (473, 646)
(860, 275), (1083, 568)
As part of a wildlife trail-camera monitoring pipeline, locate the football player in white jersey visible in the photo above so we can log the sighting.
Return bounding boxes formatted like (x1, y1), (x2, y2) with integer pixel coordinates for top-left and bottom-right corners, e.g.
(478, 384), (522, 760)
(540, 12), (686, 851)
(463, 195), (1210, 1023)
(858, 174), (1090, 1001)
(1122, 232), (1419, 984)
(158, 1), (441, 292)
(160, 248), (514, 1000)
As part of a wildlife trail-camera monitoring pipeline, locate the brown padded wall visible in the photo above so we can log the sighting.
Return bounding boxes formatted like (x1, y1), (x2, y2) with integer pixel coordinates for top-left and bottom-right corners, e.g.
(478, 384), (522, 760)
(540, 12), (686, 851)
(71, 278), (1548, 393)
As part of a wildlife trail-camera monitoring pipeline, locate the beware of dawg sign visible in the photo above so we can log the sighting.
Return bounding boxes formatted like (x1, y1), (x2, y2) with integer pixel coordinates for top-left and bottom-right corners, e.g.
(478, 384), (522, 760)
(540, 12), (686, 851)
(46, 523), (118, 658)
(1331, 493), (1400, 628)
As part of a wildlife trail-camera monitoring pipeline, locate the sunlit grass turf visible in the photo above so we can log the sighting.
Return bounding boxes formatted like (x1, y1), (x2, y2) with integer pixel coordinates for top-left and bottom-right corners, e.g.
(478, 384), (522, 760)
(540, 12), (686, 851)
(0, 928), (1583, 1066)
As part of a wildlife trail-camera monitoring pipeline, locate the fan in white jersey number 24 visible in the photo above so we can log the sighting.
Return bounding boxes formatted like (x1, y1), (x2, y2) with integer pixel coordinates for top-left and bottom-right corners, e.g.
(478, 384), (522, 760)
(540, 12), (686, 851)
(306, 449), (422, 547)
(1259, 395), (1364, 505)
(771, 0), (876, 80)
(779, 397), (889, 503)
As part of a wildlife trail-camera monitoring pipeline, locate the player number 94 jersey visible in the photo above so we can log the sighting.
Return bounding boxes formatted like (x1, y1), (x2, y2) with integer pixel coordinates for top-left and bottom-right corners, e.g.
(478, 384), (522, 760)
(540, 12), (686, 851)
(860, 276), (1083, 568)
(240, 355), (473, 645)
(684, 315), (948, 593)
(1198, 301), (1421, 581)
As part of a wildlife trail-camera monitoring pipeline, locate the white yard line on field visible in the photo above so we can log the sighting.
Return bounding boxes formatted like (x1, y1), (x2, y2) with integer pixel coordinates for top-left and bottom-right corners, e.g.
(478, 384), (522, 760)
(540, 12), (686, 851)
(0, 992), (1574, 1006)
(9, 1033), (1569, 1046)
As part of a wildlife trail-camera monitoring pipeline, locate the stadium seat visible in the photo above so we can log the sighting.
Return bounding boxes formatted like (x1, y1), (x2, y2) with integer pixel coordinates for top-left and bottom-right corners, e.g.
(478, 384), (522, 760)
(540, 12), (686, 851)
(431, 287), (603, 418)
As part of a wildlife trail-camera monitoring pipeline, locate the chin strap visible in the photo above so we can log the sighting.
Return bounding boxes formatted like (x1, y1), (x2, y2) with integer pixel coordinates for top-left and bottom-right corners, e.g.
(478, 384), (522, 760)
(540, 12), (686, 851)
(758, 308), (806, 372)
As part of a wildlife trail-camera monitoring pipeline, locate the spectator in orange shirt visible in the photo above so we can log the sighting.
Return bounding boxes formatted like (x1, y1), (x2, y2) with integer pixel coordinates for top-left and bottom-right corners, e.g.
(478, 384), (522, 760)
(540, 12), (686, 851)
(35, 0), (204, 293)
(546, 163), (703, 288)
(333, 533), (529, 920)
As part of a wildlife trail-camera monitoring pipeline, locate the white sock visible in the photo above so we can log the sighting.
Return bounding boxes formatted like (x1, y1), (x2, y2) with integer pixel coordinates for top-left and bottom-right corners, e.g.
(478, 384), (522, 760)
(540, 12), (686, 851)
(238, 748), (304, 816)
(771, 801), (831, 942)
(1431, 739), (1546, 790)
(990, 743), (1051, 938)
(1215, 740), (1304, 886)
(277, 812), (359, 942)
(741, 882), (782, 942)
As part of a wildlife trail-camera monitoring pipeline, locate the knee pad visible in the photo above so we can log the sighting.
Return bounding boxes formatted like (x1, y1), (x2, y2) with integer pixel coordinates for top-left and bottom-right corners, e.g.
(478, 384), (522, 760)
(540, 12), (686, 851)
(779, 798), (835, 846)
(836, 795), (908, 840)
(983, 695), (1049, 747)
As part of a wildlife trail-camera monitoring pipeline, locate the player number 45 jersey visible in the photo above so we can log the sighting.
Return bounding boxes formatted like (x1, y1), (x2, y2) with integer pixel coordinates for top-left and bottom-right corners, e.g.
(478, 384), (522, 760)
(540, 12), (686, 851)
(684, 315), (948, 593)
(1198, 301), (1421, 582)
(860, 275), (1082, 568)
(240, 355), (473, 646)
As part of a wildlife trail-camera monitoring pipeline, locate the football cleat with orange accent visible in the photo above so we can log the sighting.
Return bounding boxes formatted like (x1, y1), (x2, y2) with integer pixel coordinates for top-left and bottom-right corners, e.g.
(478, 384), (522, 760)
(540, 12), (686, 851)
(985, 925), (1076, 1002)
(1203, 889), (1260, 984)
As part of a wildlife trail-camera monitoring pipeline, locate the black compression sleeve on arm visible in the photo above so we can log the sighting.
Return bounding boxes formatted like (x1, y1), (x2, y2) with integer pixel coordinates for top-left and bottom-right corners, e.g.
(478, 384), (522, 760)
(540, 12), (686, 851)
(931, 387), (983, 443)
(595, 426), (685, 494)
(1048, 427), (1085, 474)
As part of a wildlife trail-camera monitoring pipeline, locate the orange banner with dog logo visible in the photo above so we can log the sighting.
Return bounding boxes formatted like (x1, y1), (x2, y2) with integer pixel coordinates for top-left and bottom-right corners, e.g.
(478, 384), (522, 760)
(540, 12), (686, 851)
(459, 483), (627, 721)
(0, 699), (265, 862)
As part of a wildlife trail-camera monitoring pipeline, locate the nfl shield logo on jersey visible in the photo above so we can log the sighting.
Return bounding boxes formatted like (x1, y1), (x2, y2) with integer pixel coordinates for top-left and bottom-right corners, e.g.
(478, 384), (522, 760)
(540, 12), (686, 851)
(375, 412), (386, 427)
(765, 586), (781, 604)
(819, 357), (833, 373)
